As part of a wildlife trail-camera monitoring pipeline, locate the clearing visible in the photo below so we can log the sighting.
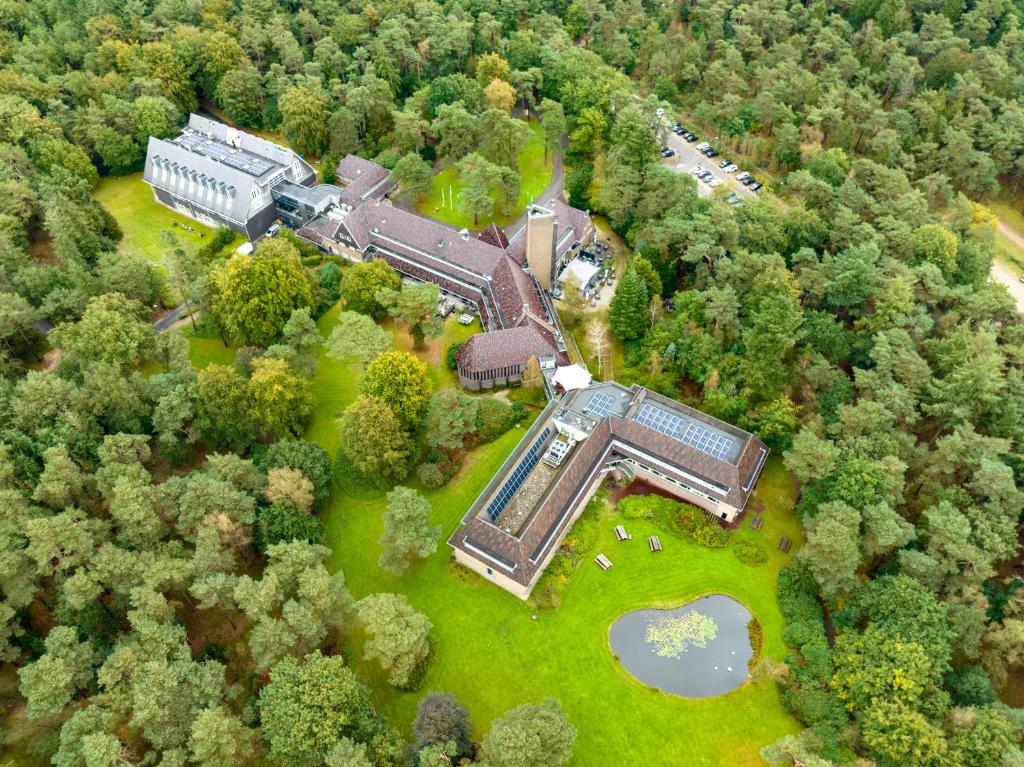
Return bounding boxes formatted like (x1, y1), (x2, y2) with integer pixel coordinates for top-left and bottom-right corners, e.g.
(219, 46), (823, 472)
(413, 117), (553, 231)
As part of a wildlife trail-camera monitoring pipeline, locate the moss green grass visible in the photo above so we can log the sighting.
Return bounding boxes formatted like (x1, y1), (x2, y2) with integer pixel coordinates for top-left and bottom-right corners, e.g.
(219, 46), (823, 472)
(413, 118), (553, 231)
(299, 305), (801, 765)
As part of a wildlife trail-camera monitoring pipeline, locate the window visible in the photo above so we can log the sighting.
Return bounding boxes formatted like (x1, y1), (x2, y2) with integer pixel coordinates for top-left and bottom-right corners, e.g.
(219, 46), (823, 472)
(486, 567), (493, 575)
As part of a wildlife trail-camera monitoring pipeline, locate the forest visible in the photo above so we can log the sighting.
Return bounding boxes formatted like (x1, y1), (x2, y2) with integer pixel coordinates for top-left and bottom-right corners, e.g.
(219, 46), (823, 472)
(0, 0), (1023, 763)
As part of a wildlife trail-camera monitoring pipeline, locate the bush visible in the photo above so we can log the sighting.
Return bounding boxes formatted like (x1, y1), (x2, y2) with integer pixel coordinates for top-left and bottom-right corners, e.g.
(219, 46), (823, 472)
(416, 461), (451, 489)
(475, 398), (513, 443)
(530, 492), (606, 610)
(446, 341), (463, 370)
(619, 494), (730, 547)
(511, 402), (528, 423)
(197, 227), (236, 260)
(333, 452), (380, 497)
(301, 254), (321, 267)
(733, 539), (768, 566)
(782, 621), (816, 649)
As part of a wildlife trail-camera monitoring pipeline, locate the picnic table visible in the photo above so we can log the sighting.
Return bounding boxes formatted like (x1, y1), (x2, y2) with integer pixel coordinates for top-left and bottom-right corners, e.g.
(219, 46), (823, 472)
(595, 553), (613, 570)
(648, 536), (662, 552)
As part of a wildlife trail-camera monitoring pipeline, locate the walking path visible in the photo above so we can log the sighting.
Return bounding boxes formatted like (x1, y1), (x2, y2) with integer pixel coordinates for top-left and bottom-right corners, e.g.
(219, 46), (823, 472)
(992, 220), (1024, 312)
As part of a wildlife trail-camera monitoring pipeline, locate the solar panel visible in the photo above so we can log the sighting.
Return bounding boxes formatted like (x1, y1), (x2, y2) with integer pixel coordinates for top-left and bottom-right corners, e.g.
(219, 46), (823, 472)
(682, 423), (733, 460)
(635, 403), (734, 460)
(584, 392), (614, 419)
(635, 403), (685, 439)
(485, 428), (551, 521)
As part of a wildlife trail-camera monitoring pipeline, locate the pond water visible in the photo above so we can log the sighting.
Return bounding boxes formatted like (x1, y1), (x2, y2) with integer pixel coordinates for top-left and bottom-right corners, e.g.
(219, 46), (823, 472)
(609, 594), (754, 698)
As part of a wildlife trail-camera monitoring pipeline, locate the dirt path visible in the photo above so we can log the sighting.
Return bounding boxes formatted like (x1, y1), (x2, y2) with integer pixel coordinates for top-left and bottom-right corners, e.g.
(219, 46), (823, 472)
(992, 221), (1024, 312)
(991, 258), (1024, 310)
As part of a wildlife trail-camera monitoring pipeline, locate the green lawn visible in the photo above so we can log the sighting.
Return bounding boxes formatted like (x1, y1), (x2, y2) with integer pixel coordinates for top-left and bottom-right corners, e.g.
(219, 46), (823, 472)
(414, 118), (553, 231)
(182, 328), (238, 369)
(298, 306), (800, 765)
(94, 173), (236, 264)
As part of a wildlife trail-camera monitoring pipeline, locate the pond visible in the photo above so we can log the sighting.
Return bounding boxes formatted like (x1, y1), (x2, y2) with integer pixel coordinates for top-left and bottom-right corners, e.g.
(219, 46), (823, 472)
(609, 594), (754, 698)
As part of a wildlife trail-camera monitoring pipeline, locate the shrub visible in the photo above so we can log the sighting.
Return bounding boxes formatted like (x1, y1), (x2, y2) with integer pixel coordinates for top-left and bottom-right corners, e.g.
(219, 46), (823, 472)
(333, 452), (380, 497)
(475, 398), (513, 443)
(782, 620), (816, 648)
(733, 539), (768, 566)
(416, 461), (450, 489)
(511, 402), (528, 423)
(446, 341), (463, 370)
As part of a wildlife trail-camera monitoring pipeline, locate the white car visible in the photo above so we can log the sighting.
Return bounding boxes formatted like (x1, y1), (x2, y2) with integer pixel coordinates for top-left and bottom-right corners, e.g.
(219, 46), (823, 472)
(696, 141), (710, 151)
(689, 165), (705, 175)
(735, 171), (750, 181)
(708, 178), (723, 187)
(457, 314), (474, 325)
(722, 163), (739, 173)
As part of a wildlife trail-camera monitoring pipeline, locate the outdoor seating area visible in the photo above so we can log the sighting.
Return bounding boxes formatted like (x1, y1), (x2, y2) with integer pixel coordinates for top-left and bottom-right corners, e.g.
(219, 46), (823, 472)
(648, 536), (662, 552)
(595, 553), (613, 570)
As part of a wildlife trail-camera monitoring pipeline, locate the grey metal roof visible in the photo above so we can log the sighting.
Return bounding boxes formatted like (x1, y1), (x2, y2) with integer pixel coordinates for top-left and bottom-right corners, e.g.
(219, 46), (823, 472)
(144, 137), (257, 225)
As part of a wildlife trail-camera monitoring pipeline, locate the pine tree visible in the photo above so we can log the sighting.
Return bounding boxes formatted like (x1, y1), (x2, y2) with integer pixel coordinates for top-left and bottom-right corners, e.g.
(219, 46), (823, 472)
(607, 267), (649, 341)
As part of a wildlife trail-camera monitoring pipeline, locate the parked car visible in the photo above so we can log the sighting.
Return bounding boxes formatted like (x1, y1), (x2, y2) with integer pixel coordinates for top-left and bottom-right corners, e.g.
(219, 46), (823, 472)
(736, 171), (750, 181)
(722, 163), (739, 173)
(696, 141), (710, 151)
(663, 149), (675, 157)
(726, 192), (741, 205)
(708, 178), (723, 187)
(741, 176), (755, 186)
(750, 182), (763, 192)
(705, 148), (720, 158)
(683, 132), (698, 141)
(718, 159), (731, 169)
(457, 313), (474, 325)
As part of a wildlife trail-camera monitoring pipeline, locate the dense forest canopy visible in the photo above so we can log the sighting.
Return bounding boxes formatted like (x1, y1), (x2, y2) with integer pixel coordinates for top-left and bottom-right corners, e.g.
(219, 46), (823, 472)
(1, 0), (1024, 763)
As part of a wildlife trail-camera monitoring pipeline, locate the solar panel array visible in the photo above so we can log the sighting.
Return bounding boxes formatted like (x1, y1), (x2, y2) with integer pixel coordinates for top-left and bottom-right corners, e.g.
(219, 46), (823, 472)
(584, 392), (615, 419)
(635, 403), (685, 439)
(682, 423), (733, 459)
(486, 427), (552, 522)
(635, 403), (734, 460)
(176, 132), (276, 177)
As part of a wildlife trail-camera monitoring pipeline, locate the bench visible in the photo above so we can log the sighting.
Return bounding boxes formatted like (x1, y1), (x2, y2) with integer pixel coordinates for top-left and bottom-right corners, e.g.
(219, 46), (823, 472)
(648, 536), (662, 552)
(614, 525), (628, 542)
(750, 516), (764, 530)
(595, 554), (613, 570)
(778, 536), (792, 553)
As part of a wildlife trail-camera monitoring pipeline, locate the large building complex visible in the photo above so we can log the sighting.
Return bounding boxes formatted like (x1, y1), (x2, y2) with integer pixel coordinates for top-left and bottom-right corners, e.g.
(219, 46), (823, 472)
(280, 155), (595, 390)
(448, 382), (769, 599)
(143, 114), (316, 240)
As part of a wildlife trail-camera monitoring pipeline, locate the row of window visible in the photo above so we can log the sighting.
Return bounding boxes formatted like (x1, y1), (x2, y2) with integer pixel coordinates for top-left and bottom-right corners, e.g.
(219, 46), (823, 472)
(623, 458), (720, 506)
(464, 364), (522, 381)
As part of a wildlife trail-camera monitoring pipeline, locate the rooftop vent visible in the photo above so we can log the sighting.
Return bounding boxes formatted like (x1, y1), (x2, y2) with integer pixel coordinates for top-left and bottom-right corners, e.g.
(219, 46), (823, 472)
(459, 228), (470, 240)
(437, 239), (444, 249)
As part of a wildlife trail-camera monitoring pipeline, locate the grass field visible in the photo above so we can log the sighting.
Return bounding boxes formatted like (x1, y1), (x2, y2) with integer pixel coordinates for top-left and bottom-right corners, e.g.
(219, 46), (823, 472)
(414, 118), (553, 231)
(302, 306), (801, 765)
(94, 174), (232, 264)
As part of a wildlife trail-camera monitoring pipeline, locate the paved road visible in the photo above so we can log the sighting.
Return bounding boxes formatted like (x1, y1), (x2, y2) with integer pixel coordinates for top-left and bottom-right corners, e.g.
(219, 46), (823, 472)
(656, 118), (758, 202)
(153, 304), (187, 332)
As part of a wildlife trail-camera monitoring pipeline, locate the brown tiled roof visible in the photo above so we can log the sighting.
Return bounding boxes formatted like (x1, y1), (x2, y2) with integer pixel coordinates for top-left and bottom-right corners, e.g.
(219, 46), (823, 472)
(335, 155), (394, 204)
(478, 223), (510, 249)
(456, 320), (559, 374)
(360, 203), (505, 279)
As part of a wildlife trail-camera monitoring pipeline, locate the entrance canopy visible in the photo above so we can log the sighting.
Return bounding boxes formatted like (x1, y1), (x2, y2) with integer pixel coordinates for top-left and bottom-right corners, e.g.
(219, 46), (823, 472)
(553, 364), (593, 392)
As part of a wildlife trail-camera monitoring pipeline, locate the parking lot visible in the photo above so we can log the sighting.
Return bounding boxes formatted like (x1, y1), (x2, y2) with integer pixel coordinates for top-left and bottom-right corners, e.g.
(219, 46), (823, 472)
(655, 114), (761, 204)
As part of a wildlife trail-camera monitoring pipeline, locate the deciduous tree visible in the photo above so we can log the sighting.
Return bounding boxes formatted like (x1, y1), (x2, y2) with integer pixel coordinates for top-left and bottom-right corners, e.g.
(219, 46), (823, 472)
(357, 593), (432, 688)
(379, 486), (439, 575)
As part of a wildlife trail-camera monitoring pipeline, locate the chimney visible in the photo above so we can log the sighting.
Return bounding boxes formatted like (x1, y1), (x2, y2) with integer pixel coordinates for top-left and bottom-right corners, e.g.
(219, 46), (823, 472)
(525, 206), (557, 290)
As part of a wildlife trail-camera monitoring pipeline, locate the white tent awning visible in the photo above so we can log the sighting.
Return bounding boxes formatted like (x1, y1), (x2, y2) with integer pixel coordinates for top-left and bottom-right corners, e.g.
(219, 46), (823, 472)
(553, 364), (593, 392)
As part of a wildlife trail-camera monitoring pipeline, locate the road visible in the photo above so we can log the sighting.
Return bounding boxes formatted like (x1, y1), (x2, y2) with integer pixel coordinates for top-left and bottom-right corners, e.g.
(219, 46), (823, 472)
(991, 220), (1024, 312)
(656, 118), (758, 202)
(153, 304), (189, 332)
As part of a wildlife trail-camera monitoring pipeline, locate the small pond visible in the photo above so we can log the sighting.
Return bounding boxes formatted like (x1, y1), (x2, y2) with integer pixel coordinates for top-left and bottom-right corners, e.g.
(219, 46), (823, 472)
(609, 594), (754, 698)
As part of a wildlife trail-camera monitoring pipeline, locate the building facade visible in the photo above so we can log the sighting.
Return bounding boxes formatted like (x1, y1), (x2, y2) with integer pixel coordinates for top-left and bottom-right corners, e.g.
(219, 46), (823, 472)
(143, 114), (316, 240)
